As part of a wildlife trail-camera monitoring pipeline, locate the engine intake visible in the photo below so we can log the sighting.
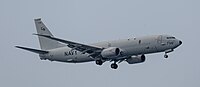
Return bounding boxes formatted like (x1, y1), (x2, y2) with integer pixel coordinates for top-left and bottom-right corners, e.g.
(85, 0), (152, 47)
(101, 47), (121, 58)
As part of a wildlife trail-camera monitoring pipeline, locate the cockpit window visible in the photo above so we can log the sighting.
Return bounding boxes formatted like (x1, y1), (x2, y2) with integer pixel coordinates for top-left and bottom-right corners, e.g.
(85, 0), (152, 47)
(167, 37), (175, 39)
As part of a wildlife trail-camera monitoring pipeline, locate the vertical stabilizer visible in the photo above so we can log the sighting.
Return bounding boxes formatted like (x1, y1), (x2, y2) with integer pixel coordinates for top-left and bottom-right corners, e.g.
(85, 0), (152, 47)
(34, 18), (64, 50)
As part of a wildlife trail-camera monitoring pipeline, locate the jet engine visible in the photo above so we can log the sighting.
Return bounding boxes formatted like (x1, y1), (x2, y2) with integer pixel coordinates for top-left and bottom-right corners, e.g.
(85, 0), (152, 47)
(126, 55), (145, 64)
(101, 47), (121, 58)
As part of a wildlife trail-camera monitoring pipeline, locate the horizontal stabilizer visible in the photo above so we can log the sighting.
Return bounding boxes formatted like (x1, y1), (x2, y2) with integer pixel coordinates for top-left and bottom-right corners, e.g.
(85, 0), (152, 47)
(15, 46), (49, 54)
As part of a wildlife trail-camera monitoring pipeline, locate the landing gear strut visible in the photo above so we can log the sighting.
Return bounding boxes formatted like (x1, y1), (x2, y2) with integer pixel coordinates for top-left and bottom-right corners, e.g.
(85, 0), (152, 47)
(111, 63), (118, 69)
(164, 49), (173, 58)
(96, 60), (103, 65)
(164, 53), (168, 58)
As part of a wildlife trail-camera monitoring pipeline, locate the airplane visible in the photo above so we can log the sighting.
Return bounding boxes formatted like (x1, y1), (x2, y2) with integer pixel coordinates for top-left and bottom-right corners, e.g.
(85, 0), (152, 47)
(15, 18), (182, 69)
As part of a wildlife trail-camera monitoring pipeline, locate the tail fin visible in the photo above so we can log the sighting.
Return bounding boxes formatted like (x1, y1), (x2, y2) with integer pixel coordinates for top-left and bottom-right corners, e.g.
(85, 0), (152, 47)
(34, 18), (64, 50)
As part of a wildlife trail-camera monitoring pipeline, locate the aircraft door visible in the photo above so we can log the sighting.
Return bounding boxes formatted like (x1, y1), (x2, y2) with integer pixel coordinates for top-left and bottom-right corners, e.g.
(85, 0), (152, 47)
(157, 35), (162, 44)
(156, 35), (166, 51)
(157, 35), (167, 46)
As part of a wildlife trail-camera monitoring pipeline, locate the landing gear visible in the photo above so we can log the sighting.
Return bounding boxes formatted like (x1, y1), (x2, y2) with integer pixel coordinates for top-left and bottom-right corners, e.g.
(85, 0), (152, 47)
(164, 54), (168, 58)
(96, 60), (103, 65)
(164, 49), (173, 58)
(111, 63), (118, 69)
(164, 52), (168, 58)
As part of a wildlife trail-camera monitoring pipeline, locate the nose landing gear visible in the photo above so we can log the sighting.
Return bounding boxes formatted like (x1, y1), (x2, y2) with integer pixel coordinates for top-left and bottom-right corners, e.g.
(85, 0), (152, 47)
(164, 49), (174, 58)
(164, 54), (168, 58)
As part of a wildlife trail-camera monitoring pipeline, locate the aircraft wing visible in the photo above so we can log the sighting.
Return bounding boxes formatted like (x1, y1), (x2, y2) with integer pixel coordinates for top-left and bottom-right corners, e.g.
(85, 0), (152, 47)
(34, 34), (103, 58)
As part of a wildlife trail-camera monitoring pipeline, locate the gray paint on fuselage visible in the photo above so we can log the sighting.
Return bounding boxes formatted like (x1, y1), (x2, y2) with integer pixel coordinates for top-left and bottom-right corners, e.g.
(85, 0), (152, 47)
(43, 35), (180, 63)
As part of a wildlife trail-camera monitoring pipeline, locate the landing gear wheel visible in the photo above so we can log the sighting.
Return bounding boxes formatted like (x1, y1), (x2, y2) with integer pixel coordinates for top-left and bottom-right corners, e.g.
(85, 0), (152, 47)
(164, 54), (168, 58)
(111, 63), (118, 69)
(96, 60), (103, 65)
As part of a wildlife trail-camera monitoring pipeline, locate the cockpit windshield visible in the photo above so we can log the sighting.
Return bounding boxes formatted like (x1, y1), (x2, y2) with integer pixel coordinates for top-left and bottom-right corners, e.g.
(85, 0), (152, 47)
(166, 37), (175, 39)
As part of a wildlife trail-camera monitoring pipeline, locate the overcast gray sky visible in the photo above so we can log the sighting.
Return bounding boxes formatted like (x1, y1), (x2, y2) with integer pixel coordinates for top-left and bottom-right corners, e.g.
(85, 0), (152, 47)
(0, 0), (199, 87)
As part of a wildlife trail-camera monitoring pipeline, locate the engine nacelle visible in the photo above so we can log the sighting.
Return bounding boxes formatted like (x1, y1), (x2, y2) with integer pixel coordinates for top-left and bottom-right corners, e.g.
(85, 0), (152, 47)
(101, 47), (121, 58)
(126, 55), (146, 64)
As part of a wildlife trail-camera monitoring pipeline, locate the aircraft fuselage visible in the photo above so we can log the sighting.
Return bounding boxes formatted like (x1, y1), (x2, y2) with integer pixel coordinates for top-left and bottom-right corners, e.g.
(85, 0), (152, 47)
(40, 35), (181, 63)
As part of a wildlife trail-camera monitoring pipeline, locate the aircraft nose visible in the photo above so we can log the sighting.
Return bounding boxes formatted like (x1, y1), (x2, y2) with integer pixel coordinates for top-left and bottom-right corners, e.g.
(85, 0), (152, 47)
(179, 40), (182, 45)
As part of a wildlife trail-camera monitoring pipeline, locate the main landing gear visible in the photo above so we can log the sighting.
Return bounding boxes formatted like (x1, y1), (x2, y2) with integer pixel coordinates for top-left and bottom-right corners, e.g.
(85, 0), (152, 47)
(95, 60), (103, 65)
(111, 61), (118, 69)
(96, 59), (118, 69)
(111, 63), (118, 69)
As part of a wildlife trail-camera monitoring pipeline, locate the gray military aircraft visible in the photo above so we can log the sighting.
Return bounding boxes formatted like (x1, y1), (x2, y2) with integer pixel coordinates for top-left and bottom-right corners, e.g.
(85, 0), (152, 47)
(16, 18), (182, 69)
